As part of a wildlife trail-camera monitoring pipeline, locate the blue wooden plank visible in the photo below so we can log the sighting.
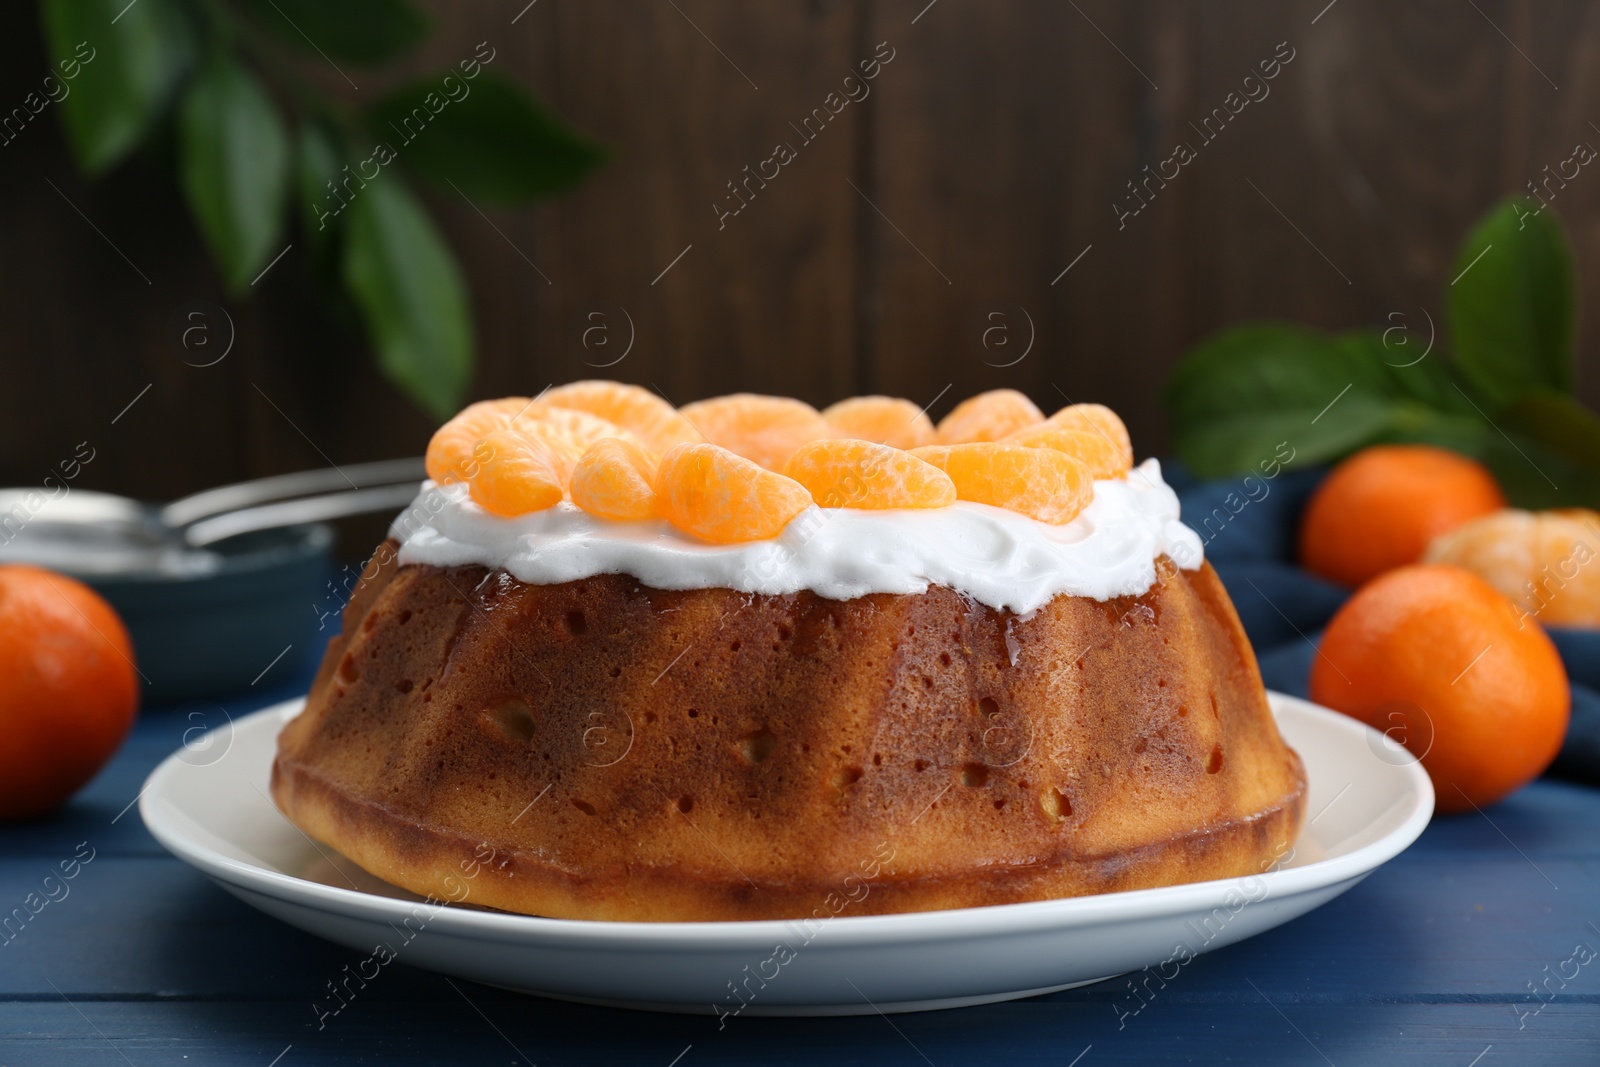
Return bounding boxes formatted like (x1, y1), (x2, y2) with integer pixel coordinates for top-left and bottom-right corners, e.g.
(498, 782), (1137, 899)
(2, 998), (1596, 1065)
(0, 859), (412, 1001)
(1406, 779), (1600, 859)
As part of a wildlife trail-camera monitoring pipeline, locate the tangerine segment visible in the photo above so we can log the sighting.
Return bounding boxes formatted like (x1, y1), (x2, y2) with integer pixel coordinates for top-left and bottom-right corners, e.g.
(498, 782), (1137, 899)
(426, 397), (533, 484)
(782, 439), (955, 509)
(468, 428), (572, 517)
(911, 443), (1093, 524)
(524, 405), (644, 455)
(1002, 425), (1131, 479)
(540, 380), (702, 453)
(821, 396), (936, 450)
(657, 443), (813, 543)
(678, 394), (831, 470)
(1043, 403), (1134, 471)
(936, 389), (1044, 444)
(570, 438), (661, 522)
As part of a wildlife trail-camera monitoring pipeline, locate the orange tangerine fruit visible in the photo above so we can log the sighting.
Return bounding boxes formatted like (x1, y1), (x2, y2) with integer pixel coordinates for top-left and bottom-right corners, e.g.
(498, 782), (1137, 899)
(1299, 445), (1507, 587)
(911, 443), (1094, 524)
(1310, 564), (1569, 813)
(935, 389), (1043, 444)
(782, 439), (956, 509)
(821, 396), (937, 451)
(570, 438), (661, 522)
(540, 380), (701, 453)
(468, 428), (572, 517)
(678, 394), (831, 471)
(657, 442), (813, 543)
(1042, 403), (1134, 472)
(1002, 425), (1131, 479)
(1424, 508), (1600, 628)
(0, 565), (139, 820)
(426, 397), (534, 484)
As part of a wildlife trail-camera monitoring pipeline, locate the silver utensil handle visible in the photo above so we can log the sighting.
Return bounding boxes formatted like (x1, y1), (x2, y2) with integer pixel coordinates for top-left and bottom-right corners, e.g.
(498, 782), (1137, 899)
(183, 484), (423, 547)
(161, 457), (426, 528)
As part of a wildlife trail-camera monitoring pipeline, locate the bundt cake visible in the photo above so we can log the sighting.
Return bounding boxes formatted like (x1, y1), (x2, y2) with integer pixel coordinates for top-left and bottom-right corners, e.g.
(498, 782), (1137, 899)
(272, 385), (1306, 921)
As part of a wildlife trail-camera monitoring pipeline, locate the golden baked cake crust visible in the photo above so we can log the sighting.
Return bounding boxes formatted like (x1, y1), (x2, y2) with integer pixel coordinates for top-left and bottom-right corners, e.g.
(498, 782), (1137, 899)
(272, 541), (1306, 921)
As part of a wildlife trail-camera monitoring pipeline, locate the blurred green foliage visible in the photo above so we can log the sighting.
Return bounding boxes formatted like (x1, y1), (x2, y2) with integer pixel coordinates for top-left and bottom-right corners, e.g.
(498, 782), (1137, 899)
(41, 0), (606, 420)
(1164, 199), (1600, 508)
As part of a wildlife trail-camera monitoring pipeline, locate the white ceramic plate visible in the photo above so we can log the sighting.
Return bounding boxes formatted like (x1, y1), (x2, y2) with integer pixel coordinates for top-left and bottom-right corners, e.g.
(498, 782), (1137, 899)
(141, 692), (1432, 1016)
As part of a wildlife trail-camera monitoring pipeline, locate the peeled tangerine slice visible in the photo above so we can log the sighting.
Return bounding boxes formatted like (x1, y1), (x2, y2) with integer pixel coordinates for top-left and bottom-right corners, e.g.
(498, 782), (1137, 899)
(570, 438), (661, 522)
(783, 439), (955, 509)
(935, 389), (1044, 444)
(426, 397), (533, 484)
(677, 394), (831, 471)
(539, 381), (701, 454)
(468, 428), (576, 517)
(427, 398), (640, 485)
(1003, 425), (1131, 480)
(657, 442), (813, 543)
(525, 405), (647, 456)
(821, 396), (937, 451)
(911, 443), (1093, 524)
(1044, 402), (1134, 472)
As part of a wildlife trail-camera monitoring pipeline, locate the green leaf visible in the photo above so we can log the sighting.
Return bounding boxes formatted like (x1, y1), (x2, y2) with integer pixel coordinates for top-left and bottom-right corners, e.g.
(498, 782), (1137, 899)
(1481, 432), (1600, 510)
(296, 121), (343, 237)
(1489, 389), (1600, 507)
(178, 53), (290, 290)
(295, 119), (346, 289)
(237, 0), (428, 65)
(368, 71), (607, 204)
(342, 177), (473, 419)
(1500, 390), (1600, 468)
(1446, 197), (1575, 405)
(41, 0), (195, 173)
(1163, 324), (1412, 477)
(1163, 320), (1600, 507)
(1374, 409), (1495, 463)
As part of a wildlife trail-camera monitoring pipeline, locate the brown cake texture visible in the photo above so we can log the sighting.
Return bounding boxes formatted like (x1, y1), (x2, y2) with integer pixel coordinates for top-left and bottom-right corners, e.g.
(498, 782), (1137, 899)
(272, 539), (1306, 921)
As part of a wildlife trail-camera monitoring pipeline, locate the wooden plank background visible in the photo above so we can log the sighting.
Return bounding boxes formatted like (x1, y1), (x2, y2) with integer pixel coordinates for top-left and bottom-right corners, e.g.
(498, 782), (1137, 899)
(3, 0), (1598, 510)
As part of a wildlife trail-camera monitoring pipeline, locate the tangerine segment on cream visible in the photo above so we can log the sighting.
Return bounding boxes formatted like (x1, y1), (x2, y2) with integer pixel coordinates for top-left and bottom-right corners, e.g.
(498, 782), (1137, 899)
(394, 459), (1202, 615)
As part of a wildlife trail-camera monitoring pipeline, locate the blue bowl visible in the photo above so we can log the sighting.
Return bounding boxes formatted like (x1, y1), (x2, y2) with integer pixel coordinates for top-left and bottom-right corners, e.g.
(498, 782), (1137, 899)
(85, 524), (333, 705)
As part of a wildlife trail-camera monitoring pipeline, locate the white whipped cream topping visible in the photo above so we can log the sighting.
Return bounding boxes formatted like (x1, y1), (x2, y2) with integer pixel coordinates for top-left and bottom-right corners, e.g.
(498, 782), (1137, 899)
(390, 459), (1202, 614)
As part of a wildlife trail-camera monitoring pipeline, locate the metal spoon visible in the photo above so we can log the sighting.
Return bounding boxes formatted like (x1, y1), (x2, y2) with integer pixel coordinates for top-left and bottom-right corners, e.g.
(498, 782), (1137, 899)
(0, 458), (424, 576)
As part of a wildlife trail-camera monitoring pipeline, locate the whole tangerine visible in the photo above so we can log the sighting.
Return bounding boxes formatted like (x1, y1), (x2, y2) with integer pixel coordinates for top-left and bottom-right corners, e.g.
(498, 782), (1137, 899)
(1299, 444), (1506, 586)
(1309, 564), (1568, 814)
(0, 565), (140, 820)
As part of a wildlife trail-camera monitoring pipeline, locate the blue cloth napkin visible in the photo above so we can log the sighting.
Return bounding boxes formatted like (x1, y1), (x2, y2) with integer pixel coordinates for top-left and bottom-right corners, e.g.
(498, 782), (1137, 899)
(1165, 462), (1600, 786)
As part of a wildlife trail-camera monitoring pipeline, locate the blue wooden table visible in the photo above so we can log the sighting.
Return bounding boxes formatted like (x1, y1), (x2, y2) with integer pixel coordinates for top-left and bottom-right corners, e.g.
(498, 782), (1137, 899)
(4, 649), (1599, 1066)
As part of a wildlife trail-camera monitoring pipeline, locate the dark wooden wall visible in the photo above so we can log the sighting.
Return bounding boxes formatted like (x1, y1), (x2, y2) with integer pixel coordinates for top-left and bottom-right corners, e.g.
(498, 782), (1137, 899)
(4, 0), (1600, 506)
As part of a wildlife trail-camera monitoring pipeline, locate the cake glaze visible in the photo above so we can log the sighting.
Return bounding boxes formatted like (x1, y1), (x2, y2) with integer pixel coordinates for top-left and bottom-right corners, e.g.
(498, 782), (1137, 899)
(393, 459), (1202, 614)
